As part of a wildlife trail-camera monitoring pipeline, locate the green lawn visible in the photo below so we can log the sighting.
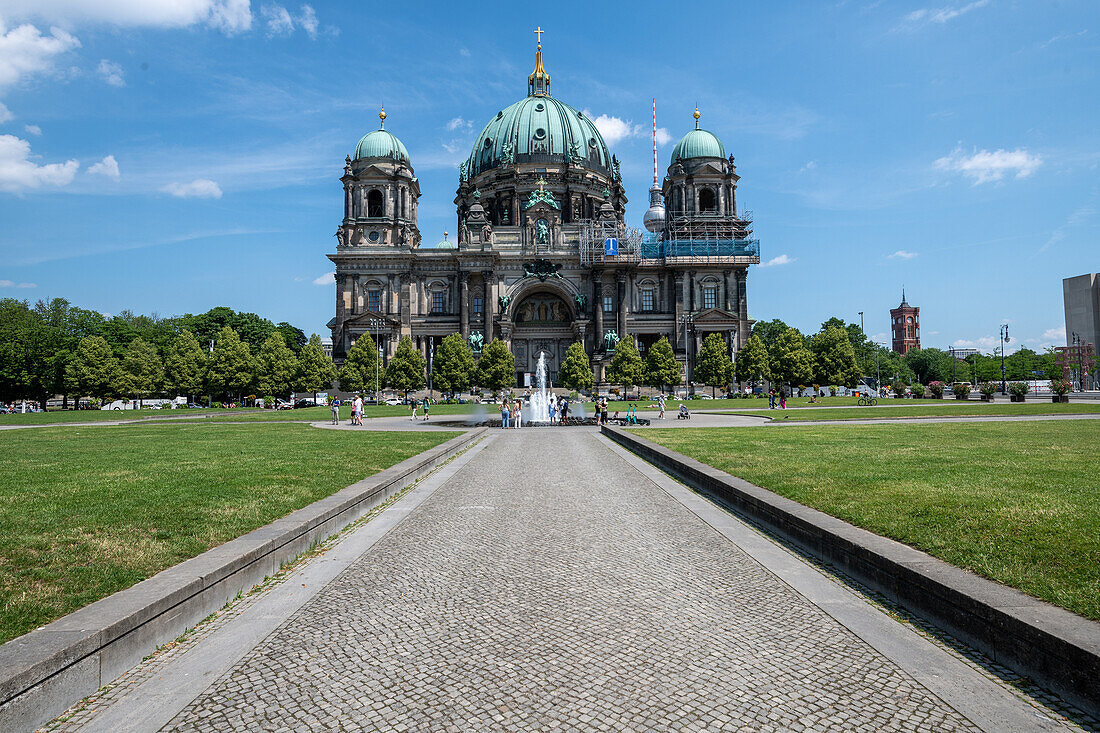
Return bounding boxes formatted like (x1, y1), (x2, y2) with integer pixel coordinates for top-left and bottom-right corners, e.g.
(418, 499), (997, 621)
(733, 402), (1100, 421)
(0, 423), (456, 643)
(0, 407), (252, 425)
(637, 422), (1100, 620)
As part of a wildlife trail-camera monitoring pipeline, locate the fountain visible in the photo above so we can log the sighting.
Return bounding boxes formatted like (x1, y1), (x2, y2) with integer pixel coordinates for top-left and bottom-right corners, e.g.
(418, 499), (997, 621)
(525, 353), (553, 424)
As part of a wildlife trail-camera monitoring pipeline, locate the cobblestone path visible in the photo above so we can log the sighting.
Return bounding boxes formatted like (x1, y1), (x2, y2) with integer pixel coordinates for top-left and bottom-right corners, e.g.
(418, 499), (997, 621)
(147, 430), (1018, 732)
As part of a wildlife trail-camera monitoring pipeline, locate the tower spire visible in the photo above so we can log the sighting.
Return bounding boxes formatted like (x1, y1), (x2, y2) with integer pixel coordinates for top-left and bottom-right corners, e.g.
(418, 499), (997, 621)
(693, 106), (701, 129)
(528, 27), (551, 96)
(379, 104), (386, 129)
(652, 97), (658, 187)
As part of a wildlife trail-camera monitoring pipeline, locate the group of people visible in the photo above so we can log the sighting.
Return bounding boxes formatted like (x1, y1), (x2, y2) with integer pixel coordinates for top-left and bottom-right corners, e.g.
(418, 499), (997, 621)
(500, 394), (577, 428)
(409, 398), (431, 421)
(768, 387), (787, 409)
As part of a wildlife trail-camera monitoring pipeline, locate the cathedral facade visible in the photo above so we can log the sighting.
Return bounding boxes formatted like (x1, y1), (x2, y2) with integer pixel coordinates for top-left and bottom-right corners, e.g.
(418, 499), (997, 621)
(327, 36), (761, 388)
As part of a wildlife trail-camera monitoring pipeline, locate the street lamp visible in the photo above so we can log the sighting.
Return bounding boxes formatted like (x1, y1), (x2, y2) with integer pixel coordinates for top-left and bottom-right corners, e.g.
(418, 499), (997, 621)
(678, 313), (695, 397)
(999, 323), (1010, 394)
(1071, 332), (1082, 391)
(428, 339), (435, 400)
(367, 317), (386, 403)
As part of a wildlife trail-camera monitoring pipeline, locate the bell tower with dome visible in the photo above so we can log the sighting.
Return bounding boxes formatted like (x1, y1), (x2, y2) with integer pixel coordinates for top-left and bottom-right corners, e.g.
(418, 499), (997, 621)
(328, 29), (761, 392)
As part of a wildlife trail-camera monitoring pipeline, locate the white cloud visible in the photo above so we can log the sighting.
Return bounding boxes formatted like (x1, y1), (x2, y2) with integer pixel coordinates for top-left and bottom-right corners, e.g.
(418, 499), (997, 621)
(446, 116), (472, 132)
(1042, 326), (1066, 342)
(0, 102), (11, 122)
(1040, 204), (1094, 252)
(905, 0), (989, 25)
(0, 1), (252, 34)
(312, 272), (334, 285)
(459, 47), (470, 58)
(260, 4), (318, 38)
(934, 145), (1042, 184)
(161, 178), (222, 198)
(23, 124), (41, 135)
(799, 160), (816, 173)
(0, 279), (37, 288)
(0, 20), (81, 90)
(88, 154), (120, 180)
(586, 111), (670, 148)
(952, 335), (999, 350)
(889, 249), (918, 259)
(96, 59), (124, 86)
(0, 134), (78, 192)
(758, 254), (796, 268)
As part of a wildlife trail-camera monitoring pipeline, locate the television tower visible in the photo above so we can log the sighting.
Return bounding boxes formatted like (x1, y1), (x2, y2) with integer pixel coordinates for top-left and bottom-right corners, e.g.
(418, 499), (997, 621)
(643, 97), (666, 233)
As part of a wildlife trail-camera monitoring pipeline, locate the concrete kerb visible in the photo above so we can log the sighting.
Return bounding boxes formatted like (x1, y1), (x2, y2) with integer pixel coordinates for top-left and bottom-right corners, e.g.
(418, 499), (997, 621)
(0, 427), (486, 733)
(600, 425), (1100, 718)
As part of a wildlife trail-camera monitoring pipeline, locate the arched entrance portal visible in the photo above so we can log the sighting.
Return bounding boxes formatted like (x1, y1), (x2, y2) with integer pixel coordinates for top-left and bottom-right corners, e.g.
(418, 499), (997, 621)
(510, 290), (575, 387)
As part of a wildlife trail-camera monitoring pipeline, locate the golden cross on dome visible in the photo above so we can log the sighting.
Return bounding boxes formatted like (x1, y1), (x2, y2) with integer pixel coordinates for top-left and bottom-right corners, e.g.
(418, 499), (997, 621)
(536, 177), (547, 191)
(534, 26), (544, 48)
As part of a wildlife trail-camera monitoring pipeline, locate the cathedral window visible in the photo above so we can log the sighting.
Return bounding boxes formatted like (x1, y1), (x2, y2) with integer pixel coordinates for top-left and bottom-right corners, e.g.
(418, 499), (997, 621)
(473, 296), (483, 315)
(603, 295), (614, 313)
(431, 291), (446, 314)
(367, 290), (381, 312)
(699, 188), (716, 213)
(367, 190), (384, 217)
(641, 289), (655, 312)
(702, 286), (717, 309)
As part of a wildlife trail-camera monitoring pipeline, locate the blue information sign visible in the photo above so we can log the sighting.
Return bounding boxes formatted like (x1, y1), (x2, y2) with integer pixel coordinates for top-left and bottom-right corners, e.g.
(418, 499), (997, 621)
(604, 237), (618, 256)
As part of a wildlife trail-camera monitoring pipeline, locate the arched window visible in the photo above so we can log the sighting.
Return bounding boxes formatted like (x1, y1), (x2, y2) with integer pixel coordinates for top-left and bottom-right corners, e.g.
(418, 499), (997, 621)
(699, 188), (716, 213)
(367, 189), (384, 218)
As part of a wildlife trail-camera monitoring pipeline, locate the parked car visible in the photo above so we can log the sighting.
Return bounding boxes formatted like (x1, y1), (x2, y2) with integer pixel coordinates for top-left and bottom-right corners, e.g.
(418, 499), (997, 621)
(275, 399), (293, 410)
(384, 398), (402, 406)
(293, 399), (314, 409)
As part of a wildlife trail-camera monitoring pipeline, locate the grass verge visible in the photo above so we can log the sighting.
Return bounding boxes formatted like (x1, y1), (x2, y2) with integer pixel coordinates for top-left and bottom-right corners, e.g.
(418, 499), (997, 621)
(730, 402), (1100, 421)
(0, 422), (457, 643)
(636, 421), (1100, 620)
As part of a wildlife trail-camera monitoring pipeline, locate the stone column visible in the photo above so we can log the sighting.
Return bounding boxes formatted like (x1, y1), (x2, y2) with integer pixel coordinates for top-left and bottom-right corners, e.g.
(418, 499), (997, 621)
(688, 270), (697, 312)
(459, 272), (470, 338)
(738, 269), (750, 347)
(483, 270), (494, 341)
(617, 271), (628, 341)
(722, 269), (731, 311)
(335, 273), (347, 323)
(593, 271), (604, 344)
(674, 271), (685, 350)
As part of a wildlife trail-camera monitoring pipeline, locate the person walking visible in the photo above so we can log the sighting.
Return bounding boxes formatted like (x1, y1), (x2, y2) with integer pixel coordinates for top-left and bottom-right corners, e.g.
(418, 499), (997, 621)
(560, 397), (569, 425)
(600, 397), (609, 426)
(353, 394), (363, 426)
(548, 399), (556, 424)
(410, 398), (418, 421)
(768, 387), (777, 409)
(331, 398), (339, 425)
(501, 399), (510, 429)
(513, 398), (522, 429)
(779, 389), (787, 410)
(658, 393), (666, 420)
(422, 397), (430, 421)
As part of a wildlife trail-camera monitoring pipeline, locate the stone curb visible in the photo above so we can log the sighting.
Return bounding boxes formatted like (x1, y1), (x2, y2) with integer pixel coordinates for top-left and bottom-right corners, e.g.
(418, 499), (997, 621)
(601, 425), (1100, 717)
(0, 428), (485, 733)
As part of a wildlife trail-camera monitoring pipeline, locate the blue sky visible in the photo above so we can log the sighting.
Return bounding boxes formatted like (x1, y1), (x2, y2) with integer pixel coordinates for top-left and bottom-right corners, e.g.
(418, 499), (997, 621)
(0, 0), (1096, 352)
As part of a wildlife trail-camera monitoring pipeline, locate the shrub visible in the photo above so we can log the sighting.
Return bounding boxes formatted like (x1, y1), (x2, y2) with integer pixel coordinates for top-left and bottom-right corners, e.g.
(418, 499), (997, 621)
(911, 384), (926, 398)
(829, 386), (837, 396)
(952, 382), (971, 397)
(160, 402), (172, 409)
(1008, 382), (1029, 397)
(927, 381), (945, 398)
(212, 401), (224, 409)
(980, 382), (996, 397)
(1050, 379), (1072, 396)
(891, 381), (907, 397)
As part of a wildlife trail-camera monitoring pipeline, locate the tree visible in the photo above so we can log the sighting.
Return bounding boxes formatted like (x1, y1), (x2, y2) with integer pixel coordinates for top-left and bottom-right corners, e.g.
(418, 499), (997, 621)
(207, 326), (254, 401)
(751, 318), (792, 354)
(476, 338), (515, 395)
(694, 333), (733, 396)
(904, 347), (952, 385)
(433, 333), (475, 397)
(120, 337), (164, 407)
(338, 334), (381, 393)
(644, 336), (681, 392)
(385, 336), (426, 397)
(735, 333), (770, 387)
(605, 335), (644, 391)
(296, 333), (337, 400)
(770, 327), (813, 393)
(66, 336), (122, 402)
(255, 333), (298, 398)
(811, 325), (861, 387)
(164, 330), (207, 400)
(275, 322), (307, 354)
(558, 341), (594, 392)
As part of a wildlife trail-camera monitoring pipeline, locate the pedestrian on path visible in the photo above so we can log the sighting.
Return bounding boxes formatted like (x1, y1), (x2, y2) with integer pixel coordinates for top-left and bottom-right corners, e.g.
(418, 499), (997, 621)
(331, 399), (339, 425)
(422, 398), (430, 421)
(658, 394), (666, 420)
(779, 390), (786, 410)
(768, 388), (777, 409)
(501, 400), (510, 429)
(514, 399), (522, 429)
(410, 399), (418, 421)
(548, 400), (556, 424)
(353, 395), (363, 426)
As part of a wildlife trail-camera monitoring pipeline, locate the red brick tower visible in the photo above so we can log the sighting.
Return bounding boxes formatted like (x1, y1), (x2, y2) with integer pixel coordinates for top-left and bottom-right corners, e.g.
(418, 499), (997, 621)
(891, 289), (920, 355)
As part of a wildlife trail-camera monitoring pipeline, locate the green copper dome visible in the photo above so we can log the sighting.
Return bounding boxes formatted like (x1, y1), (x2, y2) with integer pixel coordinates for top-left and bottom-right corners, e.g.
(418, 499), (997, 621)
(466, 95), (611, 178)
(354, 129), (409, 163)
(435, 233), (456, 249)
(670, 128), (725, 163)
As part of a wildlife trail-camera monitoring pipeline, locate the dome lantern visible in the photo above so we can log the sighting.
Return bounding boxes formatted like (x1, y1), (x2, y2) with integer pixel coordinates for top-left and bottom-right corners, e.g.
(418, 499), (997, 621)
(528, 26), (550, 97)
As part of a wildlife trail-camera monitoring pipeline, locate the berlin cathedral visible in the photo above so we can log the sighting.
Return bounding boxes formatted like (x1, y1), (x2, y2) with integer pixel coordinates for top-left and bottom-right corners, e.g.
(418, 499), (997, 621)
(327, 31), (761, 387)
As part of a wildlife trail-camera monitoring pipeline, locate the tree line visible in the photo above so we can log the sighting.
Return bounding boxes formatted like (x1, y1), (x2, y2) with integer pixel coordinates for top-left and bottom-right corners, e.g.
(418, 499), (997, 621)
(0, 298), (325, 405)
(736, 317), (1062, 393)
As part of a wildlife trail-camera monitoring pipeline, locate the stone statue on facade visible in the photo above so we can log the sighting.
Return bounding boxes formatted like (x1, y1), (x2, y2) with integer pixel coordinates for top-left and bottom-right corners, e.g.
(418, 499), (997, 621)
(459, 161), (467, 182)
(468, 331), (484, 354)
(481, 222), (493, 244)
(498, 295), (511, 312)
(535, 218), (549, 245)
(500, 141), (514, 165)
(573, 293), (587, 314)
(603, 330), (620, 351)
(343, 156), (352, 176)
